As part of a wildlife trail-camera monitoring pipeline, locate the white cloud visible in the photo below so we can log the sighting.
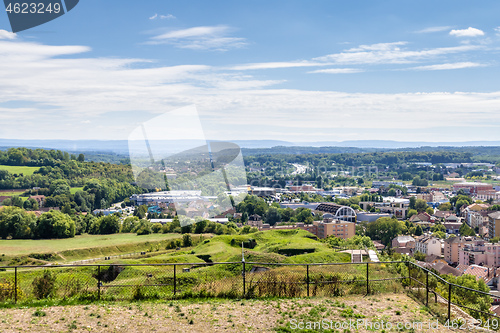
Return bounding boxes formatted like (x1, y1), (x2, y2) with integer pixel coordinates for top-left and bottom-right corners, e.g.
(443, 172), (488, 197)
(149, 13), (175, 20)
(450, 27), (484, 37)
(415, 26), (453, 33)
(408, 62), (484, 71)
(148, 25), (246, 51)
(229, 61), (327, 71)
(0, 30), (16, 40)
(0, 38), (498, 142)
(495, 27), (500, 36)
(313, 42), (480, 65)
(308, 68), (363, 74)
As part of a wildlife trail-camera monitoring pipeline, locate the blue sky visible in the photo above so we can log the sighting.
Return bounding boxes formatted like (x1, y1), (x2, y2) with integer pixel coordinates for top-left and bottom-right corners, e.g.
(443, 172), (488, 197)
(0, 0), (500, 142)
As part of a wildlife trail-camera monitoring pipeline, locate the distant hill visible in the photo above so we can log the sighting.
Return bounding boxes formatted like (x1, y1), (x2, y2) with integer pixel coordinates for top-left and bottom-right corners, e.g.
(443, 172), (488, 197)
(1, 138), (499, 160)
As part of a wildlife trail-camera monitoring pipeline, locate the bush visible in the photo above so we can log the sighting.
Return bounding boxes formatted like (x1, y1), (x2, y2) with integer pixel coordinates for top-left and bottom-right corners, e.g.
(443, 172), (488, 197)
(182, 234), (192, 247)
(32, 270), (57, 299)
(0, 279), (21, 302)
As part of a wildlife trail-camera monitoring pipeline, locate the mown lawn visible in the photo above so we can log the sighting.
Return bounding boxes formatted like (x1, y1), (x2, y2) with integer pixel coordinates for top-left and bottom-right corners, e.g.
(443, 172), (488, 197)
(0, 165), (40, 176)
(70, 187), (84, 194)
(0, 233), (183, 258)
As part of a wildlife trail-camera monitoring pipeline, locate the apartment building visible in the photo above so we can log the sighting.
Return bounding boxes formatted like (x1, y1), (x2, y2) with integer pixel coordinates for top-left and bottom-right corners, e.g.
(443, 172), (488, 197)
(489, 212), (500, 239)
(414, 236), (441, 257)
(458, 240), (486, 266)
(313, 219), (355, 239)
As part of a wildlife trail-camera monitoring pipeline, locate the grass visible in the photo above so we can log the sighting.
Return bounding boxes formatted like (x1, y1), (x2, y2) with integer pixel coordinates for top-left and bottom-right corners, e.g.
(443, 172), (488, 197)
(0, 165), (40, 176)
(0, 189), (27, 197)
(0, 233), (184, 260)
(70, 187), (84, 194)
(0, 294), (471, 332)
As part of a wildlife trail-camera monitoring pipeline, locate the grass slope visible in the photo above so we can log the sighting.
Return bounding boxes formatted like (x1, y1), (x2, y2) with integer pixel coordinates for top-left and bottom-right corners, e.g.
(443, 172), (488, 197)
(0, 165), (40, 176)
(0, 233), (183, 260)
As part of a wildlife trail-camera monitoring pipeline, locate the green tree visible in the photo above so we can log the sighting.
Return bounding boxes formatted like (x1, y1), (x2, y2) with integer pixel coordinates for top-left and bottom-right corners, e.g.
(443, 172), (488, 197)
(438, 202), (452, 211)
(415, 199), (429, 212)
(414, 225), (423, 236)
(265, 207), (281, 226)
(409, 196), (416, 210)
(365, 217), (403, 247)
(36, 210), (75, 239)
(182, 234), (193, 247)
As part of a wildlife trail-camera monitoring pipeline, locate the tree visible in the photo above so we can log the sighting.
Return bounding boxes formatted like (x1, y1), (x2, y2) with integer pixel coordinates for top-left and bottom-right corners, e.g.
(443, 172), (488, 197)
(265, 207), (281, 226)
(414, 225), (423, 236)
(438, 202), (452, 211)
(0, 206), (37, 239)
(365, 217), (403, 247)
(77, 153), (85, 162)
(407, 209), (418, 218)
(121, 216), (140, 233)
(433, 231), (446, 239)
(36, 210), (75, 239)
(96, 215), (120, 234)
(409, 196), (416, 210)
(459, 222), (475, 237)
(415, 199), (429, 212)
(425, 207), (434, 215)
(182, 234), (192, 247)
(414, 251), (426, 261)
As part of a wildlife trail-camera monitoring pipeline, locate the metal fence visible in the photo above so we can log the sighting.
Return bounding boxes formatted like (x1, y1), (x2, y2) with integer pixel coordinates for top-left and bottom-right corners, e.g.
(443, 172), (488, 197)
(407, 262), (500, 327)
(1, 260), (500, 326)
(0, 261), (403, 302)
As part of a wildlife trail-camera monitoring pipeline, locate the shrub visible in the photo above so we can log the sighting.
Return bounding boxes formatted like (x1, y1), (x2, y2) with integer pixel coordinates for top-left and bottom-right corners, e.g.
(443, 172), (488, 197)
(32, 270), (57, 299)
(0, 279), (22, 302)
(182, 234), (192, 247)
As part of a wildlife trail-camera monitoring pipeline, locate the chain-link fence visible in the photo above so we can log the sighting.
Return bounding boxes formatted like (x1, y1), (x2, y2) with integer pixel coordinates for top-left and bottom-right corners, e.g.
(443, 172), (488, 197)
(407, 262), (500, 327)
(2, 260), (500, 327)
(0, 261), (405, 303)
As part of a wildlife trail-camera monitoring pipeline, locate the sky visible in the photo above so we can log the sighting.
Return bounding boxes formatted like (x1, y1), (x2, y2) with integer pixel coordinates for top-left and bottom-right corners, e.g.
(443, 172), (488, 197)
(1, 0), (500, 143)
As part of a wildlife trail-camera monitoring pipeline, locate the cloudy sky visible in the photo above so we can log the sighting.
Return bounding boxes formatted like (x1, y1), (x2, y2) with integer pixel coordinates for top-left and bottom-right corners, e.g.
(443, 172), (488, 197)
(0, 0), (500, 143)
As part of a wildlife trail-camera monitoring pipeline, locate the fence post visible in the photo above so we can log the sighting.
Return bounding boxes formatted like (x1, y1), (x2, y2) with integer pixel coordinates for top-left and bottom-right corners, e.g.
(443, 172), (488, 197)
(448, 283), (452, 321)
(173, 264), (177, 296)
(366, 263), (369, 294)
(242, 261), (246, 298)
(408, 262), (411, 287)
(426, 270), (429, 306)
(14, 267), (17, 304)
(306, 265), (310, 297)
(97, 265), (101, 301)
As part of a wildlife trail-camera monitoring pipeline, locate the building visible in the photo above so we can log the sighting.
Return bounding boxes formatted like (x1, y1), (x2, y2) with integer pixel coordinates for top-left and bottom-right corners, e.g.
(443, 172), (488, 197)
(29, 195), (45, 207)
(312, 219), (355, 239)
(464, 203), (490, 229)
(409, 212), (432, 223)
(414, 236), (441, 257)
(314, 203), (356, 222)
(443, 222), (462, 235)
(130, 190), (204, 205)
(356, 212), (392, 222)
(458, 240), (486, 266)
(488, 211), (500, 239)
(453, 182), (497, 200)
(392, 235), (415, 248)
(359, 198), (410, 219)
(93, 208), (122, 216)
(286, 184), (322, 193)
(485, 242), (500, 267)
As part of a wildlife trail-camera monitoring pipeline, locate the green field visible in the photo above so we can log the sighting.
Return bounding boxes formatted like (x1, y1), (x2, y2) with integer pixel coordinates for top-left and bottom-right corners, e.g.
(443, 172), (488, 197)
(0, 165), (40, 176)
(0, 233), (184, 260)
(70, 187), (84, 194)
(0, 190), (26, 197)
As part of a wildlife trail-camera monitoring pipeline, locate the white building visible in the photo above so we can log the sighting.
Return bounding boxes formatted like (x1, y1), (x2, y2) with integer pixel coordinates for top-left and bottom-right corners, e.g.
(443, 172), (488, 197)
(414, 236), (441, 257)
